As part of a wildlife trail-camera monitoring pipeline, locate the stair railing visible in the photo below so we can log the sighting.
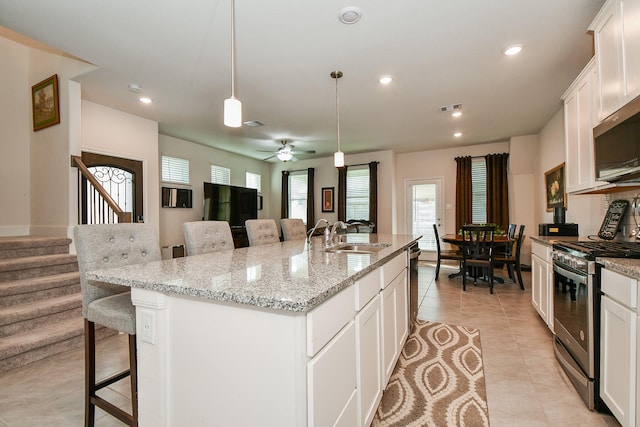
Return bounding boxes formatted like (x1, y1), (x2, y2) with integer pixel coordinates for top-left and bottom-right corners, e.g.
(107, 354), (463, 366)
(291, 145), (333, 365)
(71, 155), (133, 223)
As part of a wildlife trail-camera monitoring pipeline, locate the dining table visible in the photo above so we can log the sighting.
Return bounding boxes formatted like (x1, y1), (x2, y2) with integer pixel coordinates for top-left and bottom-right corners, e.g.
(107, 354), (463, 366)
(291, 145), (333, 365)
(441, 233), (514, 282)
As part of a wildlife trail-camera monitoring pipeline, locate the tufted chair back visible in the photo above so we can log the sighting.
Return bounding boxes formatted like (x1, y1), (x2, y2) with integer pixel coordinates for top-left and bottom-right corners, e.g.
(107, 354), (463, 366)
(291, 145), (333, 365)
(183, 221), (234, 255)
(74, 223), (161, 322)
(245, 219), (280, 246)
(280, 218), (307, 241)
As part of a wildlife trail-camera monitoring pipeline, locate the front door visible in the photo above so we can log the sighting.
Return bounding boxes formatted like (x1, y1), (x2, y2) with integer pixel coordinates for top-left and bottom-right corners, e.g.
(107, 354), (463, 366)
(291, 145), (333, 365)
(80, 152), (143, 223)
(405, 178), (444, 260)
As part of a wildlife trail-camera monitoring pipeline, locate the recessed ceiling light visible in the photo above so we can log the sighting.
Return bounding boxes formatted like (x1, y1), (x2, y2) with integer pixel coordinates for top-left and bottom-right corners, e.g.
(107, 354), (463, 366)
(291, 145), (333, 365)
(502, 44), (524, 56)
(139, 97), (152, 104)
(379, 75), (392, 85)
(339, 6), (362, 24)
(452, 111), (462, 118)
(454, 132), (462, 138)
(128, 83), (142, 93)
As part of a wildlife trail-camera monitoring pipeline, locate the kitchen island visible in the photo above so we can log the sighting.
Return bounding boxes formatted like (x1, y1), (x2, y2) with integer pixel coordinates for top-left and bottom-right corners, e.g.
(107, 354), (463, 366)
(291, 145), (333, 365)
(87, 233), (420, 427)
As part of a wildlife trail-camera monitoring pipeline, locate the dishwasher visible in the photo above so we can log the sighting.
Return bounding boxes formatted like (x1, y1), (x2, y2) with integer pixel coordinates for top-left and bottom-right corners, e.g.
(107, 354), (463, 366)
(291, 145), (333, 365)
(408, 242), (420, 330)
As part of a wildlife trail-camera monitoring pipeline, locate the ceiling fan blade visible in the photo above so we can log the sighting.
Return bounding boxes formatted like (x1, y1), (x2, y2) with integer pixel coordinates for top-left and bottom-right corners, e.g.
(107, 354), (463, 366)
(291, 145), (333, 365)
(262, 154), (276, 161)
(292, 149), (316, 154)
(256, 149), (276, 153)
(290, 156), (299, 162)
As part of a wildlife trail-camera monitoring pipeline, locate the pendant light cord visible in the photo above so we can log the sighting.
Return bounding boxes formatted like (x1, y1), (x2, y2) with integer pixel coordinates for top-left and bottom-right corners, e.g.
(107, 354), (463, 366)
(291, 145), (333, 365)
(231, 0), (237, 98)
(335, 71), (341, 153)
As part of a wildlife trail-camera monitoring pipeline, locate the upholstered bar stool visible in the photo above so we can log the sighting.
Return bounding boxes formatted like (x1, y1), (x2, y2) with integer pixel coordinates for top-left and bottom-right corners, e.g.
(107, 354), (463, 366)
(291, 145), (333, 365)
(74, 223), (161, 427)
(245, 219), (280, 246)
(183, 220), (234, 255)
(280, 218), (307, 241)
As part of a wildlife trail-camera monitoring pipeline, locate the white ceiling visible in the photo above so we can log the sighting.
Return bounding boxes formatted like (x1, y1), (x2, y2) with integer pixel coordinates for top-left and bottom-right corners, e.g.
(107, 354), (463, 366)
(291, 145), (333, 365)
(0, 0), (605, 162)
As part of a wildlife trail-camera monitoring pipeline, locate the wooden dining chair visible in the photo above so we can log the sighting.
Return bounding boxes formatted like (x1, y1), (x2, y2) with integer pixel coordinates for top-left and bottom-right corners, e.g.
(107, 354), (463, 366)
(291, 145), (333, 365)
(461, 224), (496, 293)
(495, 225), (526, 290)
(432, 224), (462, 281)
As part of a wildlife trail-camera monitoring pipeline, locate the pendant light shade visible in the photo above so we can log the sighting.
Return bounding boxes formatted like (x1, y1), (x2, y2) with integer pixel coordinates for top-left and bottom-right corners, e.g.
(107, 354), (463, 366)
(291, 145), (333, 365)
(331, 70), (345, 168)
(224, 0), (242, 128)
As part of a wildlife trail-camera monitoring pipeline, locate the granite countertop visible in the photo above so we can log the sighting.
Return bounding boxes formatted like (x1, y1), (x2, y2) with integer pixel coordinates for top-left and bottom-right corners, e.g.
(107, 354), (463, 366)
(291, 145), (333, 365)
(86, 233), (420, 313)
(597, 257), (640, 281)
(530, 235), (581, 246)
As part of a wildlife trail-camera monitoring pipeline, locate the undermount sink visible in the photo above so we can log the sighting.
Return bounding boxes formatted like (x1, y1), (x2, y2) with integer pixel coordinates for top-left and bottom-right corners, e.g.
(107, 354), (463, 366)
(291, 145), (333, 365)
(324, 243), (391, 254)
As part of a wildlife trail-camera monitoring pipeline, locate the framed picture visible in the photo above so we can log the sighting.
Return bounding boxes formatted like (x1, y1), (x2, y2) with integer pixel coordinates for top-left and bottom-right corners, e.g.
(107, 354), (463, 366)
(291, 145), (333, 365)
(545, 162), (567, 211)
(322, 187), (334, 212)
(32, 74), (60, 131)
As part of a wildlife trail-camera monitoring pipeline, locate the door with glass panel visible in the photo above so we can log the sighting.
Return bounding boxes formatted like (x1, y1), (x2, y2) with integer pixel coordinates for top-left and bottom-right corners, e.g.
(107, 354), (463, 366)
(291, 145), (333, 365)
(405, 178), (444, 260)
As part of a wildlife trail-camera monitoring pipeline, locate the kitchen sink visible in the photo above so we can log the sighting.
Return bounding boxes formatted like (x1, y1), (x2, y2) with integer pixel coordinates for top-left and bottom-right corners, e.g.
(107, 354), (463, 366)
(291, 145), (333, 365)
(324, 243), (391, 254)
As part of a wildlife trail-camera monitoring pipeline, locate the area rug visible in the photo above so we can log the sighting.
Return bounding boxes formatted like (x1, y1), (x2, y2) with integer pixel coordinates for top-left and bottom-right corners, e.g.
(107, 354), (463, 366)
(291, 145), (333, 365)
(372, 320), (490, 427)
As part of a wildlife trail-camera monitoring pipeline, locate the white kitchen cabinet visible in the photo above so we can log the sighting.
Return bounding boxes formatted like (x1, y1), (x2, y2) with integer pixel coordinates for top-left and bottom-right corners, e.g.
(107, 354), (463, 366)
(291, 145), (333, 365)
(355, 295), (382, 427)
(600, 267), (637, 427)
(381, 253), (409, 384)
(591, 0), (625, 121)
(531, 240), (553, 330)
(563, 59), (600, 194)
(623, 0), (640, 100)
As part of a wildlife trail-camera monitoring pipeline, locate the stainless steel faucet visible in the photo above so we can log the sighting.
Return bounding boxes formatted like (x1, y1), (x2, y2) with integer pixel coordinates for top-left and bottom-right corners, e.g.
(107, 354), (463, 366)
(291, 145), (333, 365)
(307, 219), (329, 245)
(328, 221), (347, 247)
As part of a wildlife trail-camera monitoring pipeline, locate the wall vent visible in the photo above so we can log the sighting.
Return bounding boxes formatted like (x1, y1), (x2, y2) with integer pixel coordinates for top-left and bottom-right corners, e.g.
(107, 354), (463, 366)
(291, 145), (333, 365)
(440, 104), (462, 112)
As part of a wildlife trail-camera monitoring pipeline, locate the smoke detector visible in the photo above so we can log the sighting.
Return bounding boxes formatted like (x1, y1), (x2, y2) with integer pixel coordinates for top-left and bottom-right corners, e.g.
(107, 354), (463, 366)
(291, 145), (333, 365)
(339, 6), (362, 24)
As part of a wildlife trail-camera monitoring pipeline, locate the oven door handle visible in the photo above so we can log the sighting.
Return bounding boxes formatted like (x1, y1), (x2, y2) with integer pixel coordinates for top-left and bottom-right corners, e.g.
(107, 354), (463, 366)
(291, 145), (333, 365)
(553, 263), (587, 284)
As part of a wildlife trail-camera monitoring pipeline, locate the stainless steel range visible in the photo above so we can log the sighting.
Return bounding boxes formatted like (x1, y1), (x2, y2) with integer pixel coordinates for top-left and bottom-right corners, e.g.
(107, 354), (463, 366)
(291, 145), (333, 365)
(551, 240), (640, 411)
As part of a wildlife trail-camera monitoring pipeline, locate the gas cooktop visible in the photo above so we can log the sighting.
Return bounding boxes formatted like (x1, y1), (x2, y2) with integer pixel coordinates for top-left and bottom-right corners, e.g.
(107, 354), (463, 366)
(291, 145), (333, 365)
(554, 240), (640, 259)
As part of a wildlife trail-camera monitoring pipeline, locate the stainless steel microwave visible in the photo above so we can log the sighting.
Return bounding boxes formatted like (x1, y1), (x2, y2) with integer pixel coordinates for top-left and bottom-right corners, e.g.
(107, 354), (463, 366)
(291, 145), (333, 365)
(593, 94), (640, 182)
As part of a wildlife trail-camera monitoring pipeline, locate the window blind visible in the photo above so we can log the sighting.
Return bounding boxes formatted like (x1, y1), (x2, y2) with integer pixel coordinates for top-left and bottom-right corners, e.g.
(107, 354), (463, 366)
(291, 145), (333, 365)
(346, 167), (369, 220)
(289, 172), (308, 222)
(161, 155), (189, 184)
(245, 172), (261, 192)
(471, 158), (487, 223)
(211, 165), (231, 184)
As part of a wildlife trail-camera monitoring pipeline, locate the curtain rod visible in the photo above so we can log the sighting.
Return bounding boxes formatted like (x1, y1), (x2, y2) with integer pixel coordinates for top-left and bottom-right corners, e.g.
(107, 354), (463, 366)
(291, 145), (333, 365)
(284, 161), (379, 173)
(345, 161), (380, 167)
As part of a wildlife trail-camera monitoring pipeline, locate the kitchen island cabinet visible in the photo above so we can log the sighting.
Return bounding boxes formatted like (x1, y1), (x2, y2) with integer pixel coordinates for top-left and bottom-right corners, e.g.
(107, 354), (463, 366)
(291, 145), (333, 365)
(87, 234), (418, 427)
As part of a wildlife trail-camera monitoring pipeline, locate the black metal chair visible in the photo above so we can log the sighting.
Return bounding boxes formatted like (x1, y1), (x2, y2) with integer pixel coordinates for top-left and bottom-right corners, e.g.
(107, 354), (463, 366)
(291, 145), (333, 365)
(461, 224), (496, 293)
(432, 224), (462, 281)
(495, 225), (526, 290)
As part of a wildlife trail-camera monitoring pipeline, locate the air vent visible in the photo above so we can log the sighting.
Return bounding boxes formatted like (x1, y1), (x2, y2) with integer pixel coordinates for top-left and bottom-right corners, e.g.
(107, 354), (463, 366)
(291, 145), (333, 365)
(243, 120), (264, 127)
(440, 104), (462, 113)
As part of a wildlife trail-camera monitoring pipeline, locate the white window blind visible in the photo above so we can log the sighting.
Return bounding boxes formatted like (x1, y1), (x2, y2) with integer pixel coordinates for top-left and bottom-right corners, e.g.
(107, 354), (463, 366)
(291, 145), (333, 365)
(211, 165), (231, 185)
(289, 172), (308, 223)
(161, 155), (189, 184)
(411, 183), (436, 251)
(346, 167), (369, 220)
(471, 158), (487, 223)
(246, 172), (261, 192)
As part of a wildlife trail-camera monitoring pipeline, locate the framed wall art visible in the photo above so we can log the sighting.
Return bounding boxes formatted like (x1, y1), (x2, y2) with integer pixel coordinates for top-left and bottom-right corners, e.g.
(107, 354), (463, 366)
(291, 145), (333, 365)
(544, 162), (567, 211)
(322, 187), (334, 212)
(32, 74), (60, 131)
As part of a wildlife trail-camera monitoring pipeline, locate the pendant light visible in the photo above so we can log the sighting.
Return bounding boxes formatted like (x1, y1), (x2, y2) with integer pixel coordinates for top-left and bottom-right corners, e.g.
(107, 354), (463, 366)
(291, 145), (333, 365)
(224, 0), (242, 127)
(331, 71), (345, 168)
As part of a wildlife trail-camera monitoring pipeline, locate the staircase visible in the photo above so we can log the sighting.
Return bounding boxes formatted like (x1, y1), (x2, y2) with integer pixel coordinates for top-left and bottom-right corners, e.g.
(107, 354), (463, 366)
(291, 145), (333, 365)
(0, 236), (110, 374)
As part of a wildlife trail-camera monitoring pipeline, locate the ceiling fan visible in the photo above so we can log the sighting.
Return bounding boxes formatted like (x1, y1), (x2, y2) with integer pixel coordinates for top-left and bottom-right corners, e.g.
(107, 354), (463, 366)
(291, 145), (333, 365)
(258, 140), (316, 162)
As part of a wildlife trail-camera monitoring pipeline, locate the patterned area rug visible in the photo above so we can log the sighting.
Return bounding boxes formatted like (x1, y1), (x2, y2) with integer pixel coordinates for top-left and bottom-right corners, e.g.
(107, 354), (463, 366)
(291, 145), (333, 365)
(372, 320), (490, 427)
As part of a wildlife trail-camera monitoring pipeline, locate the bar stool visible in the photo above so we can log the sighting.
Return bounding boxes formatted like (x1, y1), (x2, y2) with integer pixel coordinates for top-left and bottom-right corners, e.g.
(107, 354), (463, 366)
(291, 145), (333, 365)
(280, 218), (307, 241)
(245, 219), (280, 246)
(74, 223), (161, 427)
(183, 221), (234, 255)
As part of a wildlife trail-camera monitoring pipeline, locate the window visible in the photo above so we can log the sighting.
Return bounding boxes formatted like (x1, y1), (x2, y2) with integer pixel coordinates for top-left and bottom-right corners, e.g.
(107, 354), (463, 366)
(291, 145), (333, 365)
(346, 167), (369, 220)
(471, 158), (487, 223)
(246, 172), (261, 192)
(289, 171), (308, 223)
(161, 155), (189, 184)
(211, 165), (230, 185)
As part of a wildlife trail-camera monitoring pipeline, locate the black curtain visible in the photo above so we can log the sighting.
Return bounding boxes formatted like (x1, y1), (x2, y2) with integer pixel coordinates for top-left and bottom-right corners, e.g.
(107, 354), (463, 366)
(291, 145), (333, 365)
(337, 166), (347, 221)
(281, 170), (289, 219)
(369, 162), (378, 233)
(486, 153), (510, 229)
(306, 168), (315, 229)
(455, 156), (472, 232)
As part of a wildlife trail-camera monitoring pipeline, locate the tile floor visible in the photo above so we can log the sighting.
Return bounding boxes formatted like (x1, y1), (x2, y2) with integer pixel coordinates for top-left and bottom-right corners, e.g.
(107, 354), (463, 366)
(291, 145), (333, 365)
(0, 263), (622, 426)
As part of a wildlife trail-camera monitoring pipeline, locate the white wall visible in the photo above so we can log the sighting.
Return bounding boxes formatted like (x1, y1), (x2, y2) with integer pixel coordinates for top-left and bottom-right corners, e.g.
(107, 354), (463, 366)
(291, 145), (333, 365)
(80, 100), (160, 231)
(0, 36), (31, 236)
(269, 150), (396, 234)
(158, 134), (272, 247)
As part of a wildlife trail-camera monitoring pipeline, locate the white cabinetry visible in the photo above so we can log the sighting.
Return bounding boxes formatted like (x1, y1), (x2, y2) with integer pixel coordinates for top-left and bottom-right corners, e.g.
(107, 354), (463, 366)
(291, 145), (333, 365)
(531, 240), (553, 330)
(563, 59), (600, 194)
(600, 267), (637, 427)
(590, 0), (640, 121)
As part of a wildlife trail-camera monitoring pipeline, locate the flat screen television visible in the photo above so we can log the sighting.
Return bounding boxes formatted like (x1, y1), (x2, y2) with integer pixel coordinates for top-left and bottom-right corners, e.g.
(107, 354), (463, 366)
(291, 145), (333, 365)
(203, 182), (258, 227)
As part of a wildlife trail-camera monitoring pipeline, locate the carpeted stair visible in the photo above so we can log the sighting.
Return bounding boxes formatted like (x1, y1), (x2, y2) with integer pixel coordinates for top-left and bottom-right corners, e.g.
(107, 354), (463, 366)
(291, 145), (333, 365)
(0, 236), (113, 374)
